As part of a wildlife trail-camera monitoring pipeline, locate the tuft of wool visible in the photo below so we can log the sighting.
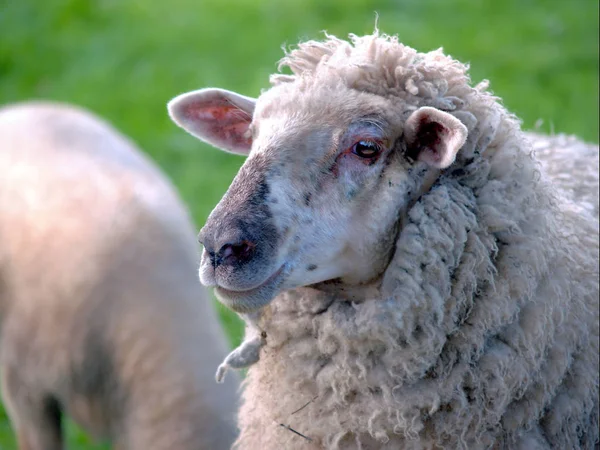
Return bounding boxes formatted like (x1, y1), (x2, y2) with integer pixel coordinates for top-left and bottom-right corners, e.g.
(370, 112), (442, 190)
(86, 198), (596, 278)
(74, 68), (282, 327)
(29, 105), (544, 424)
(236, 32), (599, 449)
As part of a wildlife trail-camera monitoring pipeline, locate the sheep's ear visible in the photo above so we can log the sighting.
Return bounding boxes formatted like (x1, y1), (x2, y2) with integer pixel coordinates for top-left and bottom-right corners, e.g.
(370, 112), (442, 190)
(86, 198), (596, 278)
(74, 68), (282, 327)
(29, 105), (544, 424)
(168, 88), (255, 155)
(404, 107), (468, 169)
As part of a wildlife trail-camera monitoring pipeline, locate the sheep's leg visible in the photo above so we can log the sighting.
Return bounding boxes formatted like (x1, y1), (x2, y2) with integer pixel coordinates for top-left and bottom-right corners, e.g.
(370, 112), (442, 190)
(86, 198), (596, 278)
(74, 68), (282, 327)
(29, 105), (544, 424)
(1, 365), (63, 450)
(8, 399), (62, 450)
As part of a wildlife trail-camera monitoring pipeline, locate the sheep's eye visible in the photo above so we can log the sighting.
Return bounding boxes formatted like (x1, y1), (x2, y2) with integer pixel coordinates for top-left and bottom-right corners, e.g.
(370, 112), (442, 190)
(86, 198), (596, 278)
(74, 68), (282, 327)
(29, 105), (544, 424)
(352, 140), (381, 158)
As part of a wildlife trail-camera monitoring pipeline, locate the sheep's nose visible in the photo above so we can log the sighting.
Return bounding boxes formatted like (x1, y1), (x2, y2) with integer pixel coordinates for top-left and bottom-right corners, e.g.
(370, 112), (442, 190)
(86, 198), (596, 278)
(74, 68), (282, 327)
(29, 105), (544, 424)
(199, 230), (256, 268)
(217, 241), (256, 266)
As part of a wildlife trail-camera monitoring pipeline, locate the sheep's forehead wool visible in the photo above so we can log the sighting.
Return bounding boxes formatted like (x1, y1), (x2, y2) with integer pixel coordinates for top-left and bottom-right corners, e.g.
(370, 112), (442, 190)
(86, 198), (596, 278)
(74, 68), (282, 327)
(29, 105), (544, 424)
(270, 32), (473, 105)
(253, 30), (509, 163)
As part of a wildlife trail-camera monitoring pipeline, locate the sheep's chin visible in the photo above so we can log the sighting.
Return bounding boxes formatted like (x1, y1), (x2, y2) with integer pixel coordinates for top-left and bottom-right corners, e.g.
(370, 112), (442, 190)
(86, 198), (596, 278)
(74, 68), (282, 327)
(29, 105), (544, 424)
(214, 265), (286, 313)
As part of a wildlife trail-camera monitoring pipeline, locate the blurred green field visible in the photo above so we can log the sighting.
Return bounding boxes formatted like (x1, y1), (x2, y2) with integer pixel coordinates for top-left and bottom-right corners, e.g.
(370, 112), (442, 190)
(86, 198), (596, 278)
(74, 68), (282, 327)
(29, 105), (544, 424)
(0, 0), (598, 447)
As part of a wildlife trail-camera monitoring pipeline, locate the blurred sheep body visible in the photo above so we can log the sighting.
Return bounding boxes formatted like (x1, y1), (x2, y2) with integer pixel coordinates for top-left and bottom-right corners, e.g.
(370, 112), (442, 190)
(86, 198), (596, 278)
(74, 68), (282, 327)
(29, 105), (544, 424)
(525, 131), (599, 215)
(0, 102), (239, 450)
(169, 32), (599, 449)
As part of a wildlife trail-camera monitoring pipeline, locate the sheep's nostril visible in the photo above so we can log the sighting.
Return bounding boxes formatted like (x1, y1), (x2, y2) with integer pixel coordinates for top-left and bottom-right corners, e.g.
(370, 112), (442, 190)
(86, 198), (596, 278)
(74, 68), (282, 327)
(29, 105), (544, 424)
(220, 244), (235, 260)
(218, 241), (256, 266)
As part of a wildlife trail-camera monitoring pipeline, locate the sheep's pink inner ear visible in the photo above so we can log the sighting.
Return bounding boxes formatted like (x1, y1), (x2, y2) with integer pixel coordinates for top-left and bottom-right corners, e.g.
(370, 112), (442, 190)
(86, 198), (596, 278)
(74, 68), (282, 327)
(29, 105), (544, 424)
(404, 107), (468, 169)
(168, 88), (255, 155)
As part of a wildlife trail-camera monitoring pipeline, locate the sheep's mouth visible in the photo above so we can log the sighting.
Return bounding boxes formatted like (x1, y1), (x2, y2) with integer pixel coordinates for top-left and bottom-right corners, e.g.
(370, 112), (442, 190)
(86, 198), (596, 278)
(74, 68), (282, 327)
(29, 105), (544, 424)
(214, 265), (286, 313)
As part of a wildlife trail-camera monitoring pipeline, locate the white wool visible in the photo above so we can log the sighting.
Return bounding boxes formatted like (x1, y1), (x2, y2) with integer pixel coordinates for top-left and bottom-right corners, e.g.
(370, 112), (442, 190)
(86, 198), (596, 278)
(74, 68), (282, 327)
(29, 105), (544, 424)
(226, 32), (600, 449)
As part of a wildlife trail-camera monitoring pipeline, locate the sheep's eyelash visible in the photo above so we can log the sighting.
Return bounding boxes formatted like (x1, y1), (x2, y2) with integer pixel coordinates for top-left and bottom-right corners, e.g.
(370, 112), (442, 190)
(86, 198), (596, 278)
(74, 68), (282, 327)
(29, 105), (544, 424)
(319, 119), (389, 166)
(340, 119), (389, 152)
(360, 117), (387, 135)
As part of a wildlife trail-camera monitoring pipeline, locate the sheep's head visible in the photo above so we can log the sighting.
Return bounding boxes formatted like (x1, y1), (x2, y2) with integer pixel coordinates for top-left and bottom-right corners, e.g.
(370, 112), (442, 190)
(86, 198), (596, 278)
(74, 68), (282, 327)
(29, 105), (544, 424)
(168, 35), (469, 313)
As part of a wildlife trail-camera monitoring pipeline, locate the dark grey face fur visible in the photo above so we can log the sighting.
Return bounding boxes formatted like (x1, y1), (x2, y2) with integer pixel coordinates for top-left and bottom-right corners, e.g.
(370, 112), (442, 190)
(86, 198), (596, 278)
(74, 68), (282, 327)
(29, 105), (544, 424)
(198, 153), (284, 312)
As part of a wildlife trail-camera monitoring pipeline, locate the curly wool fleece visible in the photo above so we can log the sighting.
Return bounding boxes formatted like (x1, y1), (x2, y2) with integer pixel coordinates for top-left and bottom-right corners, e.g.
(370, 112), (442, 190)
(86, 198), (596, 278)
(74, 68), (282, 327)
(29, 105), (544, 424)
(234, 32), (599, 450)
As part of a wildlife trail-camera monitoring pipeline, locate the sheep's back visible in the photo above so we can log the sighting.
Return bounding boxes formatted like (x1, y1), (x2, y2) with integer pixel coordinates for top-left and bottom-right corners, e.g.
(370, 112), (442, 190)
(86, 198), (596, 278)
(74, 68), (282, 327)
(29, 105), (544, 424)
(525, 131), (599, 216)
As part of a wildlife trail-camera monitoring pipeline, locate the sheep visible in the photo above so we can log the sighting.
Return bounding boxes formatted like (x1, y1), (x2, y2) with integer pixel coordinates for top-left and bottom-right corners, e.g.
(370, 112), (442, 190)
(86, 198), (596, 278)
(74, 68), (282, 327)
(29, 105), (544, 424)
(524, 132), (599, 216)
(0, 101), (240, 450)
(168, 31), (599, 449)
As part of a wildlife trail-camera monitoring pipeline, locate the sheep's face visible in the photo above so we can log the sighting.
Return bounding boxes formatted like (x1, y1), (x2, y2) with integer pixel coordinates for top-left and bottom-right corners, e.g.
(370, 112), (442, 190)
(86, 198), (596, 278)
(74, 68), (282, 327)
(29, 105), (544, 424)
(168, 84), (467, 312)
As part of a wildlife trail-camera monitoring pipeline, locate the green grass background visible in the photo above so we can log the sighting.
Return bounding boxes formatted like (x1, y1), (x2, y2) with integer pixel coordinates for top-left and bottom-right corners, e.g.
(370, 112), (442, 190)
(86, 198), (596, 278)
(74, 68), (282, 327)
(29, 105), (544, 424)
(0, 0), (598, 447)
